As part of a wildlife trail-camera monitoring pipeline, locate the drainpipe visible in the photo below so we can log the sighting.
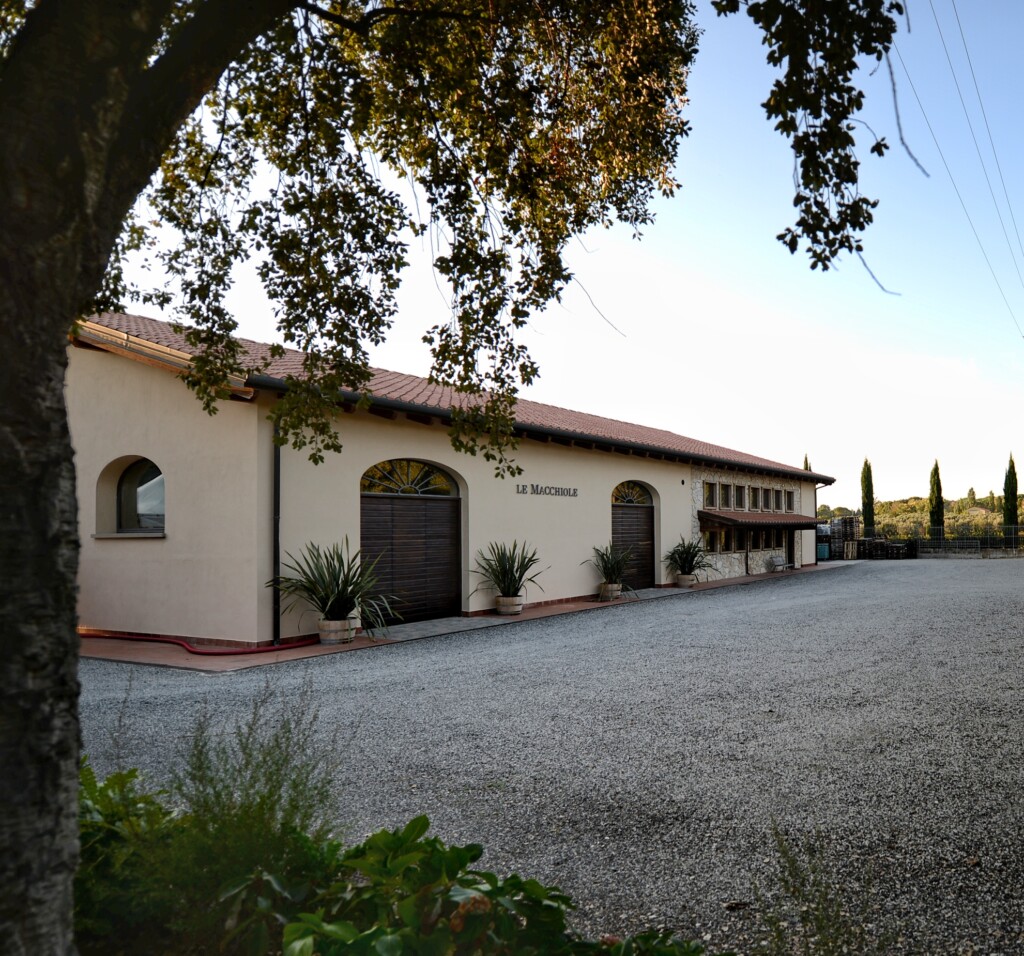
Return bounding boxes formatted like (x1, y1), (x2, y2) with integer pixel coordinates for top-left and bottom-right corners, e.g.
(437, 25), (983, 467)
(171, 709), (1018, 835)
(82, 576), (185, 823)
(272, 427), (281, 645)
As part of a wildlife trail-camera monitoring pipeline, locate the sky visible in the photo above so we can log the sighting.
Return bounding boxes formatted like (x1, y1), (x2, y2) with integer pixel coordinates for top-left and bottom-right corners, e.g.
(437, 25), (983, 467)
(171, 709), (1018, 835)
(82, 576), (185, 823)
(134, 1), (1024, 510)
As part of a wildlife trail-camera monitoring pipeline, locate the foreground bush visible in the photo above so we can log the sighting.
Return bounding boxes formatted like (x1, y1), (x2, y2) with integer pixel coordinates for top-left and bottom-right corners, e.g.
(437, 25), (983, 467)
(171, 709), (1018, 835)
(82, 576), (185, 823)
(76, 766), (713, 955)
(75, 686), (718, 955)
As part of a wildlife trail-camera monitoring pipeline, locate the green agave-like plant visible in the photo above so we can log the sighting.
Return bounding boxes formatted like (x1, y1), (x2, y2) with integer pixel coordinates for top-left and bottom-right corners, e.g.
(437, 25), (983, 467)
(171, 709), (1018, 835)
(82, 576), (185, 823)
(582, 542), (633, 585)
(472, 541), (546, 598)
(267, 538), (398, 632)
(663, 537), (714, 576)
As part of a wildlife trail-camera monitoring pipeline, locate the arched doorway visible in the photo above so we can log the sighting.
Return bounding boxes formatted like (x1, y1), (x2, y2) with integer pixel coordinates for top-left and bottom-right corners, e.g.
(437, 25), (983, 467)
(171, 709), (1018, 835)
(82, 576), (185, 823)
(360, 459), (461, 623)
(611, 480), (655, 590)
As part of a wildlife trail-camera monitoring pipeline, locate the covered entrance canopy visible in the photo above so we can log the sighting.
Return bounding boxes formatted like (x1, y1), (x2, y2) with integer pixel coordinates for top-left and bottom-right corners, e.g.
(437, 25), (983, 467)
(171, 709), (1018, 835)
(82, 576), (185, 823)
(697, 510), (818, 531)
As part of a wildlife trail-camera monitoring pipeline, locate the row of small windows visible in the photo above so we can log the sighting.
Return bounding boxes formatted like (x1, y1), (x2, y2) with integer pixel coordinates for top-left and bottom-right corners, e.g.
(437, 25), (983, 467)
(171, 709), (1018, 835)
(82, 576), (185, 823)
(704, 528), (785, 553)
(704, 481), (794, 514)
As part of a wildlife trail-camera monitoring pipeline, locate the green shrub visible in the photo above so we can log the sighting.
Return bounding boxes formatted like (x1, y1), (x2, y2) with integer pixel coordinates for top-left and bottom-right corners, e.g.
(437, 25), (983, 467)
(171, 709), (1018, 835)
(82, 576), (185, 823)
(755, 828), (890, 956)
(75, 685), (722, 955)
(75, 684), (344, 954)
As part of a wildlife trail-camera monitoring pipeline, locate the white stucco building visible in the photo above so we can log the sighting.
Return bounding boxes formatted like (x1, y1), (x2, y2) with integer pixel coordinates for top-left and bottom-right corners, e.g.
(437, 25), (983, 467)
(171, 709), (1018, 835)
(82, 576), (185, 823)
(67, 312), (834, 647)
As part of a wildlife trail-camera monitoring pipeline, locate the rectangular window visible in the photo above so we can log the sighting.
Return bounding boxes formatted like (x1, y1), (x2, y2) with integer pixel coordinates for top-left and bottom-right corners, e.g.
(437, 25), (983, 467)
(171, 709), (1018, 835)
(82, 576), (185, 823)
(774, 489), (784, 511)
(734, 485), (746, 510)
(704, 481), (717, 508)
(735, 529), (747, 551)
(723, 528), (734, 552)
(785, 490), (795, 512)
(750, 487), (760, 510)
(763, 488), (773, 511)
(703, 530), (720, 552)
(720, 484), (732, 509)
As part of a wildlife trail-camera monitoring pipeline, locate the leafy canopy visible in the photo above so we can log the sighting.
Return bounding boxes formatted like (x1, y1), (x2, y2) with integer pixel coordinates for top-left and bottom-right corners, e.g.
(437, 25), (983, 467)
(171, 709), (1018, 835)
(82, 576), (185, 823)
(2, 1), (902, 471)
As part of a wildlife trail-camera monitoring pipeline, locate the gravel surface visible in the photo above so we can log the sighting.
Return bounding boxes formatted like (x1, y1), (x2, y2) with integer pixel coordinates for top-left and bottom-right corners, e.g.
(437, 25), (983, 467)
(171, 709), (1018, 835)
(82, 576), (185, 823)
(80, 560), (1024, 954)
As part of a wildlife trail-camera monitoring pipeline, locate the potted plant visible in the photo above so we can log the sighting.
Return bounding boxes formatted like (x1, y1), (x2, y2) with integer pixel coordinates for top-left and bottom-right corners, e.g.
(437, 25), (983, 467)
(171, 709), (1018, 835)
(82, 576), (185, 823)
(472, 541), (546, 614)
(582, 542), (633, 601)
(267, 538), (397, 643)
(663, 537), (713, 587)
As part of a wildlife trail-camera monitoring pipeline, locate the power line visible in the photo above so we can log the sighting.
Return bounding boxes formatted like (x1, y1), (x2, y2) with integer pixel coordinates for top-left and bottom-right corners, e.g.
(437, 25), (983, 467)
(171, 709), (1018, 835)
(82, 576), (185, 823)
(948, 0), (1024, 268)
(892, 42), (1024, 340)
(927, 0), (1024, 295)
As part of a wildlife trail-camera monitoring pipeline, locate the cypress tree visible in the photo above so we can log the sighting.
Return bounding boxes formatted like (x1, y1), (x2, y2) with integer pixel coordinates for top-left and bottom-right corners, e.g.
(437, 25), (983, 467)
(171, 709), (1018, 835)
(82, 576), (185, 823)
(929, 461), (944, 540)
(803, 454), (811, 471)
(1003, 454), (1018, 547)
(861, 458), (875, 534)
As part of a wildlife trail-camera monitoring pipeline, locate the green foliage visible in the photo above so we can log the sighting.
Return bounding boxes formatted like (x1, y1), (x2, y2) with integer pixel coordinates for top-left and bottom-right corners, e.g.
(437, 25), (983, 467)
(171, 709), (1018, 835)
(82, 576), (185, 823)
(1004, 455), (1018, 538)
(803, 454), (811, 471)
(928, 461), (944, 539)
(860, 459), (875, 533)
(65, 0), (900, 472)
(663, 537), (713, 576)
(713, 0), (903, 270)
(75, 759), (176, 947)
(756, 828), (890, 956)
(472, 540), (546, 598)
(75, 685), (344, 954)
(582, 542), (633, 585)
(283, 815), (713, 956)
(88, 1), (702, 474)
(268, 537), (397, 630)
(75, 710), (718, 956)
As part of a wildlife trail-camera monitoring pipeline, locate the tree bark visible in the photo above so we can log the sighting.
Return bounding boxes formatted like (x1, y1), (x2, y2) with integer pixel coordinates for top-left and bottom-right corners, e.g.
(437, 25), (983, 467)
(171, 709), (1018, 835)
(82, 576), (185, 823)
(0, 1), (294, 950)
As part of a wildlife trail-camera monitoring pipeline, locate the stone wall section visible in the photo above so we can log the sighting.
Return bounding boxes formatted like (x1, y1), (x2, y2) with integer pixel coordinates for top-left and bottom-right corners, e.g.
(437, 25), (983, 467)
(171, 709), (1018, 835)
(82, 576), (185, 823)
(690, 468), (806, 580)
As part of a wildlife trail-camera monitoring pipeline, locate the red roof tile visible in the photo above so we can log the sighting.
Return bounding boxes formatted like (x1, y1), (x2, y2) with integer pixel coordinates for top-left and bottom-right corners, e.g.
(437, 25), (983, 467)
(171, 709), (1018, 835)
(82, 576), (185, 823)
(84, 312), (834, 484)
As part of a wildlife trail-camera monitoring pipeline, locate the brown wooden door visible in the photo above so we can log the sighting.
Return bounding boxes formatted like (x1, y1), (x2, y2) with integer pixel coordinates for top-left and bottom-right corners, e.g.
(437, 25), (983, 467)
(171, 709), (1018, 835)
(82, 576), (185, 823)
(612, 503), (655, 590)
(361, 495), (461, 624)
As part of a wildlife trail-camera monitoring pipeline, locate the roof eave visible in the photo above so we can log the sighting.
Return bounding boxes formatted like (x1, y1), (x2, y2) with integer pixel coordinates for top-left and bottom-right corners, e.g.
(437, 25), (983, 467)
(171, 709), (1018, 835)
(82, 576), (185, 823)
(246, 372), (835, 485)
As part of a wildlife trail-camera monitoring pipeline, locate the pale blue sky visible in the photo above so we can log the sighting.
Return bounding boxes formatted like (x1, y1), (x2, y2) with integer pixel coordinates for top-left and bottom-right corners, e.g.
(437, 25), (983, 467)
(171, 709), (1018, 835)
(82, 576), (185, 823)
(165, 2), (1024, 510)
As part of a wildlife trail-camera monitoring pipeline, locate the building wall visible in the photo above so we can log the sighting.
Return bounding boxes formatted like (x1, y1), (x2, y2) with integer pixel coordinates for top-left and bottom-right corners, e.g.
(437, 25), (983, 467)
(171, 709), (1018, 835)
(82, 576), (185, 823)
(277, 411), (696, 637)
(69, 345), (823, 646)
(67, 346), (268, 644)
(690, 467), (815, 578)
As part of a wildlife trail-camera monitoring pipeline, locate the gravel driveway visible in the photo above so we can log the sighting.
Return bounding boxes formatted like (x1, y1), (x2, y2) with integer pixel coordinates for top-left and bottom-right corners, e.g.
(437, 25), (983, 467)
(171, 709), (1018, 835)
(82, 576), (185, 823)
(80, 560), (1024, 954)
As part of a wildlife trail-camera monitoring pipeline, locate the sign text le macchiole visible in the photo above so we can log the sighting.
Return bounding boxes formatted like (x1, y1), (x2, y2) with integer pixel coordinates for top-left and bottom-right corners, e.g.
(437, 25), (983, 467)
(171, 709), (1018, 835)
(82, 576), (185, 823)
(516, 483), (579, 497)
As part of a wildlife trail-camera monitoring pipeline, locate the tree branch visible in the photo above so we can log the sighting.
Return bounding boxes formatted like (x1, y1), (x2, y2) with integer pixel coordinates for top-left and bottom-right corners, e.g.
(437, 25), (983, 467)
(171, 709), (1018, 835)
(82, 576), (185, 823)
(297, 0), (492, 35)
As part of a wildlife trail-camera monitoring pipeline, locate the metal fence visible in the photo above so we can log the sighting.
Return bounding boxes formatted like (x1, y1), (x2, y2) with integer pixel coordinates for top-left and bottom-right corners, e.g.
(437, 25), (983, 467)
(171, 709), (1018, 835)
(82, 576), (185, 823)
(834, 526), (1024, 559)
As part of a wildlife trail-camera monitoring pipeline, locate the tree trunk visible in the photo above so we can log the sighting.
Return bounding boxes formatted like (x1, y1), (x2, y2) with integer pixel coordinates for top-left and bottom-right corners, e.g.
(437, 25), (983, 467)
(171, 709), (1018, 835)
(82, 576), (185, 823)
(0, 283), (81, 954)
(0, 3), (297, 949)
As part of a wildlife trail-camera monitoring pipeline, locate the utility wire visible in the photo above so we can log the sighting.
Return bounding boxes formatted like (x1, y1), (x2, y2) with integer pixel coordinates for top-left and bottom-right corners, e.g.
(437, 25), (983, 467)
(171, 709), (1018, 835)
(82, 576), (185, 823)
(948, 0), (1024, 267)
(892, 43), (1024, 339)
(927, 0), (1024, 295)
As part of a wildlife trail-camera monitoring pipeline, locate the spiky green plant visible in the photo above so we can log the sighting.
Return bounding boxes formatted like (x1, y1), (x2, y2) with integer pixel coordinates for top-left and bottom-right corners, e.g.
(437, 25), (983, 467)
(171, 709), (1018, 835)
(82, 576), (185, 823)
(663, 537), (714, 576)
(472, 541), (546, 598)
(582, 542), (633, 585)
(267, 538), (397, 631)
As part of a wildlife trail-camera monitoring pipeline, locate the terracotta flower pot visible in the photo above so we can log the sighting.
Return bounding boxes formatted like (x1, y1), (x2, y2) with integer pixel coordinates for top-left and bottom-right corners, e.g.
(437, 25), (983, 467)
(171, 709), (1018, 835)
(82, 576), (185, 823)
(495, 594), (525, 615)
(318, 618), (356, 644)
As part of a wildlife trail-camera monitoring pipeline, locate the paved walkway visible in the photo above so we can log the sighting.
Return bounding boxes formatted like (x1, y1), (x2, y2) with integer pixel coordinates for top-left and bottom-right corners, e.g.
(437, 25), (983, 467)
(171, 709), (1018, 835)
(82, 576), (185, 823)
(79, 561), (848, 671)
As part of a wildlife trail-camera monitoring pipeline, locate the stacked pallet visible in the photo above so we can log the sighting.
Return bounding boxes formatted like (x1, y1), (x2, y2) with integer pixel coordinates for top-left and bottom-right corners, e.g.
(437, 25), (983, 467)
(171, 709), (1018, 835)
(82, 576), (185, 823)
(830, 516), (861, 560)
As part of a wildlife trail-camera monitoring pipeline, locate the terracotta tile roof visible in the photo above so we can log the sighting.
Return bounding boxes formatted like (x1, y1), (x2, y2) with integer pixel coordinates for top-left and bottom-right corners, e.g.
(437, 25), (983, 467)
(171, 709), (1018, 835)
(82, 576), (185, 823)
(83, 312), (834, 484)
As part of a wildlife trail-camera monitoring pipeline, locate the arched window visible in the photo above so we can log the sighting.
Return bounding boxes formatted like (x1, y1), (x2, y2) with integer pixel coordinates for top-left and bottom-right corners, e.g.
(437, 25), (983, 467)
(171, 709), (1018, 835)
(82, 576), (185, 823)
(361, 459), (456, 496)
(611, 481), (652, 505)
(117, 459), (165, 532)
